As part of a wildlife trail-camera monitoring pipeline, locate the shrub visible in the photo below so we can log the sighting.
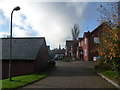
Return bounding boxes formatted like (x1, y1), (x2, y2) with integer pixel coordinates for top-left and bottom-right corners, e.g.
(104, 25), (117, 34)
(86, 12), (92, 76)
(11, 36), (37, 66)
(96, 56), (120, 73)
(61, 56), (74, 62)
(48, 60), (56, 68)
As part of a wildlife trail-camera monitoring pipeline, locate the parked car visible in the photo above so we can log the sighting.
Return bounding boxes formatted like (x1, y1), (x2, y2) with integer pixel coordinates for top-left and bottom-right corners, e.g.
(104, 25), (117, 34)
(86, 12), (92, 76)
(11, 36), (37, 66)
(53, 54), (64, 60)
(59, 54), (64, 60)
(53, 54), (59, 60)
(93, 56), (100, 61)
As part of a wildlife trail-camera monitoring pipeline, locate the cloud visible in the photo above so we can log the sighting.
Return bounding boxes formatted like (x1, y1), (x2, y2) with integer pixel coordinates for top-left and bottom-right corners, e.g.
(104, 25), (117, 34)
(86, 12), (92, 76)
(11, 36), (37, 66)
(0, 10), (6, 26)
(65, 2), (88, 17)
(0, 19), (4, 25)
(0, 32), (9, 37)
(13, 27), (32, 37)
(0, 0), (88, 49)
(20, 2), (88, 49)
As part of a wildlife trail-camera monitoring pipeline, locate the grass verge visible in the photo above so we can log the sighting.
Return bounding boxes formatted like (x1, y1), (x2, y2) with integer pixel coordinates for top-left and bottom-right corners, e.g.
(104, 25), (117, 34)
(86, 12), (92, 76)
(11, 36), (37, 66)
(95, 66), (120, 85)
(100, 70), (120, 85)
(61, 59), (75, 62)
(1, 73), (48, 89)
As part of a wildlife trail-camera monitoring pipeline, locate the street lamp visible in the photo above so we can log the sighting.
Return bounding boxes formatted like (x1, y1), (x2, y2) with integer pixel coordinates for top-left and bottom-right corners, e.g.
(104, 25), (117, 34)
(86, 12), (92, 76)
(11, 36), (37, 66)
(9, 6), (20, 81)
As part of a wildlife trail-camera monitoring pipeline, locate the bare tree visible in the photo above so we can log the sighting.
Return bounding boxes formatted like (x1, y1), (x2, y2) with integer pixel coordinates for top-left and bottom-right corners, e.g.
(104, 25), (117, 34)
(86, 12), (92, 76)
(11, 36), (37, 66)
(97, 2), (119, 27)
(71, 24), (79, 60)
(72, 24), (79, 42)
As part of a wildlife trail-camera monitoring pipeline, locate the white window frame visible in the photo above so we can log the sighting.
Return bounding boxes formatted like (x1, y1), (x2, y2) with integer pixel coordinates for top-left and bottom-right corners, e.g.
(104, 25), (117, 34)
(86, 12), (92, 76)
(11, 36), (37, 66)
(84, 49), (87, 56)
(79, 42), (81, 47)
(94, 37), (99, 43)
(81, 42), (83, 46)
(84, 38), (87, 44)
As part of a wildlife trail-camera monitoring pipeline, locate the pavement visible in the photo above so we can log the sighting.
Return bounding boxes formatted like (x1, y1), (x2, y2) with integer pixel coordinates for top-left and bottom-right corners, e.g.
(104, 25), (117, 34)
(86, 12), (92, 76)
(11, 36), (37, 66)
(19, 61), (117, 89)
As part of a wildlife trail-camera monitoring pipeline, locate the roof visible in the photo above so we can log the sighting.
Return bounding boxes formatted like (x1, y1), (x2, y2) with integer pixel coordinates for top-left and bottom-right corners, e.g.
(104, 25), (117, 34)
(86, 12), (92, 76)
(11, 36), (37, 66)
(87, 22), (111, 38)
(78, 38), (83, 41)
(87, 25), (102, 37)
(66, 40), (74, 49)
(1, 37), (46, 60)
(83, 31), (91, 38)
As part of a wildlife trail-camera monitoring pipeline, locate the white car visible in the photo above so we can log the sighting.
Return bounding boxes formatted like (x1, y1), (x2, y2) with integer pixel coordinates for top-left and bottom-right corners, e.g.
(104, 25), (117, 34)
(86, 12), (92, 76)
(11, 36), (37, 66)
(93, 56), (100, 61)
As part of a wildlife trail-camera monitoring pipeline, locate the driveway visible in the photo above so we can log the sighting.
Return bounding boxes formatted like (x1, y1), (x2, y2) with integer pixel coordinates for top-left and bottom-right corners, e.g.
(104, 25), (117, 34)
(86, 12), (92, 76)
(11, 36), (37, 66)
(21, 61), (116, 88)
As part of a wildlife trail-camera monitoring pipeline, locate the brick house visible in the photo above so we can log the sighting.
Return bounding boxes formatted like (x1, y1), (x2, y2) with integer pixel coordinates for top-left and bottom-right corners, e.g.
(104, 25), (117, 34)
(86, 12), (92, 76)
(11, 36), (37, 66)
(77, 25), (103, 61)
(2, 37), (49, 79)
(76, 38), (84, 60)
(65, 24), (104, 61)
(65, 40), (74, 57)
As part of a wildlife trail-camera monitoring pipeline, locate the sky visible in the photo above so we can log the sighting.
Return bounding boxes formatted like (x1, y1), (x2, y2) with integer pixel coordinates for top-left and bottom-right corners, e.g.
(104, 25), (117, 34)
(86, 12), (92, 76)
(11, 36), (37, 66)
(0, 0), (118, 49)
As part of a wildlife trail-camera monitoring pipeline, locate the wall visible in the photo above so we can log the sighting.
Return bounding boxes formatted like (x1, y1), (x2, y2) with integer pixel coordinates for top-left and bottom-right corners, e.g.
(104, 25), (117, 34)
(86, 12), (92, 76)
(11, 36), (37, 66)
(2, 60), (34, 79)
(88, 29), (101, 61)
(34, 44), (49, 72)
(83, 37), (89, 61)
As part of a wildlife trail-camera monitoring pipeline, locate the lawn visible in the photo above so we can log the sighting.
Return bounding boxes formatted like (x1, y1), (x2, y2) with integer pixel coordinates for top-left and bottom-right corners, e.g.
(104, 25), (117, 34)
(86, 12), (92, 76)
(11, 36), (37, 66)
(1, 73), (47, 89)
(61, 58), (75, 62)
(100, 70), (120, 85)
(95, 66), (120, 85)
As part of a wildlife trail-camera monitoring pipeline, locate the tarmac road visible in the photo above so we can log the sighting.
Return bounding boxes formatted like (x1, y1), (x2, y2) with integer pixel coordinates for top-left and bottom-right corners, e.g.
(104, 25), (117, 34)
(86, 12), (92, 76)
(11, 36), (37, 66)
(20, 61), (117, 89)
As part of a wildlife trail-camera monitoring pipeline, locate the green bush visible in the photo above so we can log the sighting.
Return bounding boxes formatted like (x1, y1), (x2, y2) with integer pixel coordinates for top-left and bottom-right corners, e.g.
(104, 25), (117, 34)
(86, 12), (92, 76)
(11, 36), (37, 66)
(97, 56), (120, 73)
(48, 60), (56, 67)
(110, 57), (119, 72)
(61, 56), (74, 62)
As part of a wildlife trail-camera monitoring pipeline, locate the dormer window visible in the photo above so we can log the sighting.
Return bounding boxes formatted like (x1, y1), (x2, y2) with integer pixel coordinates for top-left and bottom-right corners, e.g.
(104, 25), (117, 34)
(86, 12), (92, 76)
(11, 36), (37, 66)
(94, 37), (99, 43)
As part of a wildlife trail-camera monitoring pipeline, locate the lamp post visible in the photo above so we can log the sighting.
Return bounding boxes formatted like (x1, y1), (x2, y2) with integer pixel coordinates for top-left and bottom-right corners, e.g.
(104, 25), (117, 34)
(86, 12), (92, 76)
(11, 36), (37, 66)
(9, 6), (20, 81)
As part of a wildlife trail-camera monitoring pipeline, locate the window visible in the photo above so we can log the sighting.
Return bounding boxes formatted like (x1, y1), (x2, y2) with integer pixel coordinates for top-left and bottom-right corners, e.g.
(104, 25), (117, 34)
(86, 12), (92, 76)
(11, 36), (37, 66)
(94, 37), (99, 43)
(79, 42), (81, 47)
(80, 50), (83, 54)
(84, 38), (87, 44)
(81, 42), (83, 46)
(84, 49), (87, 56)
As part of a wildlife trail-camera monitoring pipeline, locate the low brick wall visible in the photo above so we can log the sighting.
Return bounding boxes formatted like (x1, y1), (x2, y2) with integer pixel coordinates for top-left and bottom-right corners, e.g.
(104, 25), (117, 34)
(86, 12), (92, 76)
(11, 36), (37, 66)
(2, 60), (34, 79)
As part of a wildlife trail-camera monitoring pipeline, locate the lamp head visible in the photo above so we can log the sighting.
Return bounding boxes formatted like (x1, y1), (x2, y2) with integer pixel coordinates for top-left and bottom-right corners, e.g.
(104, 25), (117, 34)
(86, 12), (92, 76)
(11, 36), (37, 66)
(13, 6), (20, 11)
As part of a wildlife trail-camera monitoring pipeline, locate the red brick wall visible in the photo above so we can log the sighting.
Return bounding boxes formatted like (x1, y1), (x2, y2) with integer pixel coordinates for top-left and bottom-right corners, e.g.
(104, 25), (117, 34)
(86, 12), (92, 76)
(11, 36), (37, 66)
(88, 29), (101, 61)
(2, 60), (34, 79)
(79, 29), (101, 61)
(34, 44), (48, 72)
(83, 37), (89, 61)
(88, 35), (96, 61)
(66, 49), (72, 57)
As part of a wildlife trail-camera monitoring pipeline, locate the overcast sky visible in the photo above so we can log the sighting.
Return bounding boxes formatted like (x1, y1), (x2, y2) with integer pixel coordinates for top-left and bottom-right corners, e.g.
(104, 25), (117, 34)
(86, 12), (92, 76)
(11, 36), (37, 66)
(0, 0), (117, 49)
